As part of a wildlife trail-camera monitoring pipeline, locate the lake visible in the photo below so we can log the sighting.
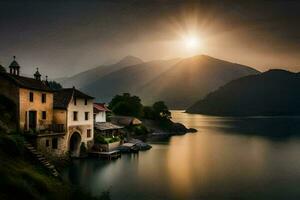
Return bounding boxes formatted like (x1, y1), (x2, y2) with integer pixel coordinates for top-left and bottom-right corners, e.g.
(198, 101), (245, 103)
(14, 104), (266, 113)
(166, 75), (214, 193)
(63, 111), (300, 200)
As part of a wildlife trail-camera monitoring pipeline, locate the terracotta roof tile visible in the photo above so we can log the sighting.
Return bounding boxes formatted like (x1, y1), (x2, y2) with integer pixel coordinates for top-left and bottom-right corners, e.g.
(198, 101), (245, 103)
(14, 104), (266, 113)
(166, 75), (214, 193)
(94, 103), (110, 112)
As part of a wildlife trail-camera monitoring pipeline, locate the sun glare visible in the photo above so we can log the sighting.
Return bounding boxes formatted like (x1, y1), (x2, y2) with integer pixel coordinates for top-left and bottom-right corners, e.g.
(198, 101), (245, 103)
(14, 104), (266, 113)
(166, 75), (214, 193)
(184, 36), (199, 49)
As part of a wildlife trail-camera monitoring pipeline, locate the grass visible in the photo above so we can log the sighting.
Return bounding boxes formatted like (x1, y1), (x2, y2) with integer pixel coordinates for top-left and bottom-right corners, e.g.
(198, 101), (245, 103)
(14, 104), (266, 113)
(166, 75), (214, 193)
(0, 133), (111, 200)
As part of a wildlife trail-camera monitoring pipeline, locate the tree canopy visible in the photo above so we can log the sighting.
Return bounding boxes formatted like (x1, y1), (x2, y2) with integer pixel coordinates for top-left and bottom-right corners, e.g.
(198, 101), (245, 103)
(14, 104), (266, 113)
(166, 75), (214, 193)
(109, 93), (143, 117)
(152, 101), (171, 120)
(109, 93), (171, 121)
(143, 101), (171, 121)
(47, 81), (62, 90)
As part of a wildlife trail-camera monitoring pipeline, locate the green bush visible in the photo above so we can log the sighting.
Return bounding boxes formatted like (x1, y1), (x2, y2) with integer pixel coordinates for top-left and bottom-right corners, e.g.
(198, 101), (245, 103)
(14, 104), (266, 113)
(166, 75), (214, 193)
(108, 136), (120, 143)
(94, 135), (120, 144)
(95, 135), (108, 144)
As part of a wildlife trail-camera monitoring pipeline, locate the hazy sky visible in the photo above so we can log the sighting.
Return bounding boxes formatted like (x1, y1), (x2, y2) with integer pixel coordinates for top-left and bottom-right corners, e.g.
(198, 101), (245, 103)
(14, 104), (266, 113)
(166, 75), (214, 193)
(1, 0), (300, 78)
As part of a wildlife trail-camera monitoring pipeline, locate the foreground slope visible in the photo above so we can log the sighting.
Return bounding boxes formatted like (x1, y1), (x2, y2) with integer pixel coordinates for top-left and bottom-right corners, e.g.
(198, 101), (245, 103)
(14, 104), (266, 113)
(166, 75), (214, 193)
(187, 69), (300, 116)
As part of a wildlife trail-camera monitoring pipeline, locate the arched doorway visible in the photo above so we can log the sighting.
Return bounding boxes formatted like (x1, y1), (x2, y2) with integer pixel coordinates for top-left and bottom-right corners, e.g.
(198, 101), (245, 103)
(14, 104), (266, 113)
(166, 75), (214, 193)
(69, 132), (81, 157)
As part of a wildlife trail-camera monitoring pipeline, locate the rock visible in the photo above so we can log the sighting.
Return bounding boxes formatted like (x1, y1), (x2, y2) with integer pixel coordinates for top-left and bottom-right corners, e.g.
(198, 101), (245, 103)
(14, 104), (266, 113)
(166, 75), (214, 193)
(187, 128), (197, 133)
(135, 142), (152, 151)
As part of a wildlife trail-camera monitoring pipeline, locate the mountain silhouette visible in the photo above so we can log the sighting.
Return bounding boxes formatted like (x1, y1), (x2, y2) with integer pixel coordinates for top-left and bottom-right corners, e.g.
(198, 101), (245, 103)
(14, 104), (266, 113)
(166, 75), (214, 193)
(61, 54), (259, 108)
(61, 55), (143, 88)
(187, 69), (300, 116)
(138, 55), (259, 108)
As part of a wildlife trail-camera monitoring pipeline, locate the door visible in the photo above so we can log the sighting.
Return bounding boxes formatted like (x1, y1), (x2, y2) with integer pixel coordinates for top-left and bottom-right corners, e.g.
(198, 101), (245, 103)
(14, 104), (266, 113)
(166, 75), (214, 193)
(29, 111), (37, 130)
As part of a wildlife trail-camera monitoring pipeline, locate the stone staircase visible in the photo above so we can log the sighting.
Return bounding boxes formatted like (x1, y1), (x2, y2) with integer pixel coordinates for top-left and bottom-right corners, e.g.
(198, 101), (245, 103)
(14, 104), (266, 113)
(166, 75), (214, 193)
(24, 141), (60, 178)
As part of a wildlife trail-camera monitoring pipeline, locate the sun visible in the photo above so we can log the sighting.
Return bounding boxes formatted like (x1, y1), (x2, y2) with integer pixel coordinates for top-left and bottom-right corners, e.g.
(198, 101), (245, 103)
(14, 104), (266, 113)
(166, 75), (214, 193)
(184, 36), (200, 50)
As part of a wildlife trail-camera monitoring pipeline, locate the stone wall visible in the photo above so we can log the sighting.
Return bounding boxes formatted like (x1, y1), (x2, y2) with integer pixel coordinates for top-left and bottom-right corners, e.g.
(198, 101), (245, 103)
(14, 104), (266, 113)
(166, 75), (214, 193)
(98, 141), (121, 152)
(36, 134), (68, 158)
(67, 125), (94, 148)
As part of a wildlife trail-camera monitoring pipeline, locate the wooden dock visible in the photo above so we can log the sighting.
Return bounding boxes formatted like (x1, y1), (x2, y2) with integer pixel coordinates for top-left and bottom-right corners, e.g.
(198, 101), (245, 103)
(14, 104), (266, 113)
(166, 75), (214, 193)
(89, 150), (121, 160)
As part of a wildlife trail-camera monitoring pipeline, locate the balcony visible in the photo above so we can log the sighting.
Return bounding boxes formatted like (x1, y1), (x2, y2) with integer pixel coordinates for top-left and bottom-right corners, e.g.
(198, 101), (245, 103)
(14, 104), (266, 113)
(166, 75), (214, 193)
(48, 124), (65, 133)
(36, 124), (65, 136)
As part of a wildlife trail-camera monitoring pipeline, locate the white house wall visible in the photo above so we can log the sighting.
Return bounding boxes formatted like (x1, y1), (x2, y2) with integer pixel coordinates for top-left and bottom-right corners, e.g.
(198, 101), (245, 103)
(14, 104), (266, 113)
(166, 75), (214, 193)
(95, 111), (106, 122)
(67, 97), (94, 147)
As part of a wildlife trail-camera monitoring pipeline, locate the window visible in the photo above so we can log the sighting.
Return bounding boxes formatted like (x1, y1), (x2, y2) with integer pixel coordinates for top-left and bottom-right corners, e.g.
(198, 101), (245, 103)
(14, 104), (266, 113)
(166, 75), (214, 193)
(42, 111), (46, 120)
(85, 99), (88, 105)
(85, 112), (89, 120)
(52, 138), (58, 149)
(73, 111), (78, 121)
(42, 93), (46, 103)
(74, 97), (77, 105)
(87, 129), (91, 138)
(29, 92), (34, 102)
(46, 139), (49, 147)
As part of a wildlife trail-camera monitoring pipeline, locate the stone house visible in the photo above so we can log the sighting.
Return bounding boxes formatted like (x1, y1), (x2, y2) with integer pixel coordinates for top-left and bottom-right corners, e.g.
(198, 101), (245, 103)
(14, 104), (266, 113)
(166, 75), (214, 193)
(53, 88), (94, 157)
(0, 57), (94, 158)
(0, 57), (54, 132)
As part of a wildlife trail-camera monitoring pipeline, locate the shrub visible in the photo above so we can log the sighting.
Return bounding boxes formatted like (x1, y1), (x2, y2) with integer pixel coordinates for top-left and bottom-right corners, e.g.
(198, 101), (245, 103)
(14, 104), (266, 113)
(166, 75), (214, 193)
(95, 135), (108, 144)
(108, 136), (120, 143)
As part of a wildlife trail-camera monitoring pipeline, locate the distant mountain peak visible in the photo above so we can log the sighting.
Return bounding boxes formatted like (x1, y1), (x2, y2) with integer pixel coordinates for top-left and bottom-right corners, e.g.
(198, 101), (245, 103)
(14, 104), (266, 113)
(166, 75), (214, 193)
(264, 69), (292, 74)
(116, 55), (143, 66)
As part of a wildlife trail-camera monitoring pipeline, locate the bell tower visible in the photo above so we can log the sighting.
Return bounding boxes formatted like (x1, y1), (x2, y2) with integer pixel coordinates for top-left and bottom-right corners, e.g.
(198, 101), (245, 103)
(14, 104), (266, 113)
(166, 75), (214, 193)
(9, 56), (20, 76)
(34, 68), (41, 81)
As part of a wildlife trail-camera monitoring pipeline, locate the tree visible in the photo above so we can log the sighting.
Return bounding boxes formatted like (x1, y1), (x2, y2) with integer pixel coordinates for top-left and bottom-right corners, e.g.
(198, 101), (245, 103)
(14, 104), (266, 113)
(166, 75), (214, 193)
(109, 93), (143, 117)
(143, 106), (154, 119)
(48, 81), (62, 90)
(152, 101), (171, 121)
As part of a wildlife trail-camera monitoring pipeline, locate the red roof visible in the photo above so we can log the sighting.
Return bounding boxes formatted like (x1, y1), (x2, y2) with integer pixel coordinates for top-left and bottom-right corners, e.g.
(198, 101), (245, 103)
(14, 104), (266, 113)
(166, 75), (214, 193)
(94, 103), (110, 113)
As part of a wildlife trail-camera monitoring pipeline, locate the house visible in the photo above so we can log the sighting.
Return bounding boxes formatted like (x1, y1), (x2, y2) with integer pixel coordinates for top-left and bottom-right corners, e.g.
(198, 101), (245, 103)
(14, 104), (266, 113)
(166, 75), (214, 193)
(93, 103), (110, 123)
(0, 57), (54, 132)
(0, 57), (94, 158)
(53, 87), (94, 157)
(93, 102), (123, 137)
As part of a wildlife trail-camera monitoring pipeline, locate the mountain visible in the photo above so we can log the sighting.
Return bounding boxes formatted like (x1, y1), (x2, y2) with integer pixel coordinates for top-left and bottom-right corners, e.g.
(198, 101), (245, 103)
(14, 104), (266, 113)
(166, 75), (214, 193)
(138, 55), (260, 108)
(81, 58), (181, 103)
(61, 55), (143, 88)
(66, 54), (259, 108)
(186, 69), (300, 116)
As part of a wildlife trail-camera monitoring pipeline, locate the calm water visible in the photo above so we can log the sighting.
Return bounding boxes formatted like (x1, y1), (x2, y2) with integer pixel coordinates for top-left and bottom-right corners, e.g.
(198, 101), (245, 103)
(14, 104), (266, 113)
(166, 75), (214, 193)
(63, 111), (300, 200)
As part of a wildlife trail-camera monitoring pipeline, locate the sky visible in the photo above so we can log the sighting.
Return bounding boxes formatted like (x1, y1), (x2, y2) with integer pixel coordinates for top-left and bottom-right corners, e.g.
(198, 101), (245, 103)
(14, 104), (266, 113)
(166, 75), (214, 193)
(0, 0), (300, 78)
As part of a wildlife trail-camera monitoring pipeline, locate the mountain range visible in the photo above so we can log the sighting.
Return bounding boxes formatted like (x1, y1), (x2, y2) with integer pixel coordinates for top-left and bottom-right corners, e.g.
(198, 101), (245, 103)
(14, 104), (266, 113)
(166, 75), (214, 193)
(61, 56), (144, 88)
(60, 55), (260, 109)
(186, 69), (300, 116)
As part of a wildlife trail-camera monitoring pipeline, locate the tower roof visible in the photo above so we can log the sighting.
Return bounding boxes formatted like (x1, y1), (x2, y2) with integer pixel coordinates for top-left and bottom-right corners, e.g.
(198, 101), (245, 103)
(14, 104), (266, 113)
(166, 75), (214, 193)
(9, 56), (20, 69)
(34, 68), (41, 77)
